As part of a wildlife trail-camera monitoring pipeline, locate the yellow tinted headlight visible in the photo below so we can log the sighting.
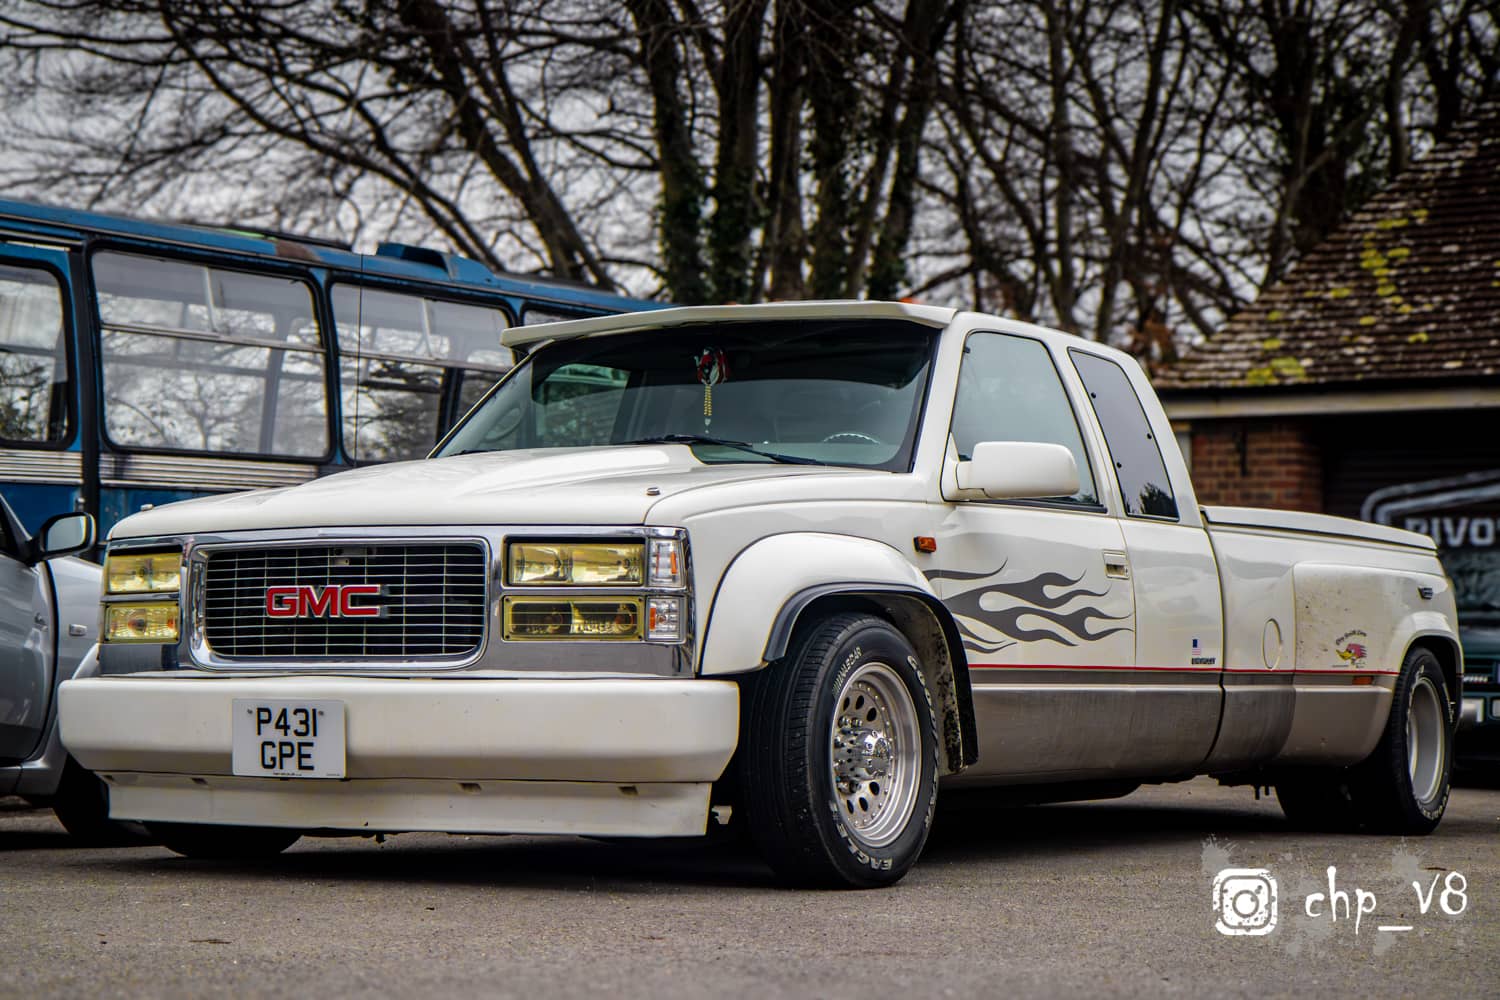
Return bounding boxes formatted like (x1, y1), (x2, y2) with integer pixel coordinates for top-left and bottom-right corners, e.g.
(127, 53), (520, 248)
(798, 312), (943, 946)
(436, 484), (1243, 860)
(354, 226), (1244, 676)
(507, 541), (643, 586)
(105, 551), (182, 595)
(103, 603), (180, 643)
(502, 597), (643, 640)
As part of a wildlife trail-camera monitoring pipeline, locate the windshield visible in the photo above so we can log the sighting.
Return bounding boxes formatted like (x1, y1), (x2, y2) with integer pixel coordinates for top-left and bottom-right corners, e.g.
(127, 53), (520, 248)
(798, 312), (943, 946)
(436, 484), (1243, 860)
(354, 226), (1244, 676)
(435, 319), (938, 471)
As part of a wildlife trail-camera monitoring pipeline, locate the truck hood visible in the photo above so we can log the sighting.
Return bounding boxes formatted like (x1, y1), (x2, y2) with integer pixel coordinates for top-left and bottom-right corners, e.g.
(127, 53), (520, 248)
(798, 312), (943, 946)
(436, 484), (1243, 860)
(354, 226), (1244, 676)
(108, 446), (877, 538)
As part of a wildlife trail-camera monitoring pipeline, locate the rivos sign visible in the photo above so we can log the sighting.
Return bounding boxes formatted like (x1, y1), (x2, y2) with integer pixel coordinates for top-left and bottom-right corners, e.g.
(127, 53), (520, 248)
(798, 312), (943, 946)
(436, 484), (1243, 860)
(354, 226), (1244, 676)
(1363, 471), (1500, 615)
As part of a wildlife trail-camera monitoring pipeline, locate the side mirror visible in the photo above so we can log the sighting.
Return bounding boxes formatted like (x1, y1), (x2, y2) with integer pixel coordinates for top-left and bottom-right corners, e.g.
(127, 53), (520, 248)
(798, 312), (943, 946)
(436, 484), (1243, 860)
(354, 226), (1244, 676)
(955, 441), (1080, 500)
(29, 512), (96, 564)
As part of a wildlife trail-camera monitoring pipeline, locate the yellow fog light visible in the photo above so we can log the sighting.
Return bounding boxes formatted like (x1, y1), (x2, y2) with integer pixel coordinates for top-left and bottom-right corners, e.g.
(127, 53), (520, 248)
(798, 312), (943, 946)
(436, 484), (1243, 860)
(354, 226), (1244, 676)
(502, 596), (643, 640)
(103, 602), (180, 643)
(507, 541), (644, 586)
(104, 551), (181, 595)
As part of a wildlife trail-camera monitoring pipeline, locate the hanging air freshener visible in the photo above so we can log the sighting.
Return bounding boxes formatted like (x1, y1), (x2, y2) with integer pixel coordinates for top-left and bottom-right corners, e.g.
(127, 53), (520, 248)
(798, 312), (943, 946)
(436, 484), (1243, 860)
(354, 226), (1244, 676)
(695, 347), (729, 430)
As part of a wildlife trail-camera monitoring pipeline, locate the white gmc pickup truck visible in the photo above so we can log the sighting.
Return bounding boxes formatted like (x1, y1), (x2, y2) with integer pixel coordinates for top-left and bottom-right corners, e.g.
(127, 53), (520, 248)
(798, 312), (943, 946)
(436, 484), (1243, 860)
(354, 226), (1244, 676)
(60, 302), (1462, 887)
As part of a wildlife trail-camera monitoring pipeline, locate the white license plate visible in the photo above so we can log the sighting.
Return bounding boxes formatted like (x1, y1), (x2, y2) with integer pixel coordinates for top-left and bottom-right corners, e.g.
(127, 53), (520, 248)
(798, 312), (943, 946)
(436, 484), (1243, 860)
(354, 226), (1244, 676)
(231, 699), (346, 778)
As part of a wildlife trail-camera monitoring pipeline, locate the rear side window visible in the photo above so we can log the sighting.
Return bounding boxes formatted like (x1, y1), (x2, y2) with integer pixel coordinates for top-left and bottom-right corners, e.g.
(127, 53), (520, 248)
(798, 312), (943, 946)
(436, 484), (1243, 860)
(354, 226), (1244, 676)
(1069, 349), (1178, 519)
(950, 332), (1098, 505)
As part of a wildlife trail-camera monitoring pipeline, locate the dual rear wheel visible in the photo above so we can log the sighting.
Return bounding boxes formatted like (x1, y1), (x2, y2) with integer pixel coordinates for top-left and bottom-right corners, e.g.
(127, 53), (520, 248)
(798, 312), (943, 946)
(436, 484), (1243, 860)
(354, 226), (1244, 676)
(1276, 645), (1454, 834)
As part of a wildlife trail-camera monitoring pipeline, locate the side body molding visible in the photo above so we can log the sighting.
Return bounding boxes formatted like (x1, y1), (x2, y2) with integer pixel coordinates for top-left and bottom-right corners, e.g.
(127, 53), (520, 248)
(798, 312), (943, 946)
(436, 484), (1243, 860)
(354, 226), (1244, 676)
(698, 532), (977, 772)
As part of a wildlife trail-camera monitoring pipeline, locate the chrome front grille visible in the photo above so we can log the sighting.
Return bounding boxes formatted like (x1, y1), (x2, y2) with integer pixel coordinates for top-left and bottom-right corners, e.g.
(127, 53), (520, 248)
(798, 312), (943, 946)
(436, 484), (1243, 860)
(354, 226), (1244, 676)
(202, 542), (487, 659)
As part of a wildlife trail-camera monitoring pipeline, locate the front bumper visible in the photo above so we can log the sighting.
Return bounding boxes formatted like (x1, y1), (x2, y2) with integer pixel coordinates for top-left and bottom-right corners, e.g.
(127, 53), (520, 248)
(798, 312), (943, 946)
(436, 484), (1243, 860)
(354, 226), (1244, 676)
(59, 672), (739, 837)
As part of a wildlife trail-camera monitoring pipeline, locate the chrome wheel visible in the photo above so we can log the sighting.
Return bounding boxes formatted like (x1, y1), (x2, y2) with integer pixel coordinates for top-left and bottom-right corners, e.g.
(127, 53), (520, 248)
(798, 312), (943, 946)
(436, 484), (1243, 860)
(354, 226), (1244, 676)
(1407, 675), (1446, 803)
(830, 660), (921, 849)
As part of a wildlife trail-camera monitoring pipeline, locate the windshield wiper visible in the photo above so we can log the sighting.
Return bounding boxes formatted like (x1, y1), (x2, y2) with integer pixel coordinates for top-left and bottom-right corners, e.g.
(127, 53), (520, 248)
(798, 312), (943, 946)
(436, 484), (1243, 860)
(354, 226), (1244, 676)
(621, 433), (825, 466)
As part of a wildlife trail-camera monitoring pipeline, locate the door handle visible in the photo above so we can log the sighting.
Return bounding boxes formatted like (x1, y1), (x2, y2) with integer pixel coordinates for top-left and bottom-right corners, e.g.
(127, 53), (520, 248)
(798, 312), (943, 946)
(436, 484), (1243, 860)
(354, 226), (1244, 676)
(1103, 550), (1130, 579)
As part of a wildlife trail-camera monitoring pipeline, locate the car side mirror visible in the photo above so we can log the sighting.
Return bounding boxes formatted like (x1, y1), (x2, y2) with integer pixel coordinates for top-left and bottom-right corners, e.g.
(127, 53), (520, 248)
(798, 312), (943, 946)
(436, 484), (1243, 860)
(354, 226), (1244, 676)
(29, 512), (96, 564)
(954, 441), (1080, 500)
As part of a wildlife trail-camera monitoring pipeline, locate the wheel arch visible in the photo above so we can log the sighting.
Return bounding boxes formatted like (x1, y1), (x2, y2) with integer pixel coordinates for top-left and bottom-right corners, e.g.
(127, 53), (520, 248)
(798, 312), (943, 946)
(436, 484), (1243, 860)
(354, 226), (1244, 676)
(1409, 632), (1462, 712)
(697, 531), (977, 775)
(769, 586), (977, 775)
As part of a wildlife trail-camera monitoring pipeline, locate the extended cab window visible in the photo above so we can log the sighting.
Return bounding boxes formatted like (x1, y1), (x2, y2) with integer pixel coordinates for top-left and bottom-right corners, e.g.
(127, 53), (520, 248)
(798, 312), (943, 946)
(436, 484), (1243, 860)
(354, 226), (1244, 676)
(93, 251), (328, 458)
(0, 262), (70, 445)
(1069, 349), (1178, 519)
(332, 285), (511, 462)
(950, 332), (1098, 506)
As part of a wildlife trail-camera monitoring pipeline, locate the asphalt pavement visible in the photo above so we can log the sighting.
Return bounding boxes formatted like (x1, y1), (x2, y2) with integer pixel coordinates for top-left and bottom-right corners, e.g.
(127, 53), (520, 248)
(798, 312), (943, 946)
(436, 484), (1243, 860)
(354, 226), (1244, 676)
(2, 776), (1496, 999)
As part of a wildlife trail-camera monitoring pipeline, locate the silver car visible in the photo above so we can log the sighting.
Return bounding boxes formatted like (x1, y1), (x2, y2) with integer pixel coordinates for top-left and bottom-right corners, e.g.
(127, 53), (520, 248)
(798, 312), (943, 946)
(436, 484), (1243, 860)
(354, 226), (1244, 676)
(0, 495), (120, 840)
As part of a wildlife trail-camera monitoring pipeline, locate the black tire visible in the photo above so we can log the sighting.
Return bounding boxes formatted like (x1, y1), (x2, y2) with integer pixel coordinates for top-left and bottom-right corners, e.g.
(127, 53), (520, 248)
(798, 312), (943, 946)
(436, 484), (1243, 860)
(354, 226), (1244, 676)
(51, 756), (140, 846)
(147, 822), (301, 860)
(1349, 645), (1454, 833)
(739, 612), (939, 888)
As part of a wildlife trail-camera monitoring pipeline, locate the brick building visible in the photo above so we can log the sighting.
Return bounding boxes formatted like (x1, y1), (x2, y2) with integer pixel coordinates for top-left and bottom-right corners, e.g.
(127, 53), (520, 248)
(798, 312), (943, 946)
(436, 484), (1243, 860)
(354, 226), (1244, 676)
(1156, 101), (1500, 519)
(1153, 101), (1500, 715)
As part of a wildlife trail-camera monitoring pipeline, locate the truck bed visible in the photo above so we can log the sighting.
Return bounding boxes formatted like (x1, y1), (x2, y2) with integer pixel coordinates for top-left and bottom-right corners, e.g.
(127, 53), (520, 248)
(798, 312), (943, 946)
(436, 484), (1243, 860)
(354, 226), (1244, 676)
(1202, 505), (1436, 552)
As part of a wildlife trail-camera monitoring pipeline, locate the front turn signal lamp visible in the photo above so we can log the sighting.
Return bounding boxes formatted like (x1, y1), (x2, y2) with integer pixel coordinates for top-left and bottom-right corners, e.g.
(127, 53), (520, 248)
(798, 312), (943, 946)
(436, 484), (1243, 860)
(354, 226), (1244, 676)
(648, 537), (684, 588)
(103, 603), (180, 643)
(105, 551), (182, 595)
(507, 541), (644, 586)
(646, 597), (682, 642)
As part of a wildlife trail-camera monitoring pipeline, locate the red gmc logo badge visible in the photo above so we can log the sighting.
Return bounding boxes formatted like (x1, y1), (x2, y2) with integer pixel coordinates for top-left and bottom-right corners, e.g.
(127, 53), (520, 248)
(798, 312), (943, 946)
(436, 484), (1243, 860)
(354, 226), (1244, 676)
(265, 584), (383, 619)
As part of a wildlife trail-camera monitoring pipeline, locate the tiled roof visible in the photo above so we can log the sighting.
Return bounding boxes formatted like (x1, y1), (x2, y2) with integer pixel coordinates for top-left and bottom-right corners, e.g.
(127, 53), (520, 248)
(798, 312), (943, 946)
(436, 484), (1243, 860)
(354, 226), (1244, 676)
(1155, 102), (1500, 391)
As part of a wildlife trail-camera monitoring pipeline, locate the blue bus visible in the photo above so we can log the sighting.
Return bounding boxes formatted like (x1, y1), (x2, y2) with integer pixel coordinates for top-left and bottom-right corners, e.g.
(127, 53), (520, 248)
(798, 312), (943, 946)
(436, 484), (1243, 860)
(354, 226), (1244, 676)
(0, 198), (660, 538)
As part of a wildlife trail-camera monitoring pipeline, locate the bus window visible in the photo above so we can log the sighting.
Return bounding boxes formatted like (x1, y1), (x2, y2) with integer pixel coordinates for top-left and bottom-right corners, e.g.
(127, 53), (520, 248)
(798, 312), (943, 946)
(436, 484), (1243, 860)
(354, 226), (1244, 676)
(92, 251), (329, 458)
(332, 285), (511, 462)
(0, 263), (69, 444)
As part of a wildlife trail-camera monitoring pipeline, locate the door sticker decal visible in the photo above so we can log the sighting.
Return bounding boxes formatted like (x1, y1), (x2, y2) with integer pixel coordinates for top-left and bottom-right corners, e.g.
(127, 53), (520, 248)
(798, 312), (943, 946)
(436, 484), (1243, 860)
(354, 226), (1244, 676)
(926, 564), (1131, 653)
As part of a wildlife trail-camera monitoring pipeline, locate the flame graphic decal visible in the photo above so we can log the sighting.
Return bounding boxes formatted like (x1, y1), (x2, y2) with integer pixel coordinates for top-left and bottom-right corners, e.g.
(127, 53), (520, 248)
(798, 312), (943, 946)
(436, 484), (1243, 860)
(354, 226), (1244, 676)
(926, 563), (1132, 651)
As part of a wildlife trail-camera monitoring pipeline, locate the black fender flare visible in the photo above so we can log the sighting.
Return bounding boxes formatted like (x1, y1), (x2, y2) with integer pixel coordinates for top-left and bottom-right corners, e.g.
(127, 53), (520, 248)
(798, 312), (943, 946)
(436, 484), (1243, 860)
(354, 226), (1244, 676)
(765, 583), (978, 771)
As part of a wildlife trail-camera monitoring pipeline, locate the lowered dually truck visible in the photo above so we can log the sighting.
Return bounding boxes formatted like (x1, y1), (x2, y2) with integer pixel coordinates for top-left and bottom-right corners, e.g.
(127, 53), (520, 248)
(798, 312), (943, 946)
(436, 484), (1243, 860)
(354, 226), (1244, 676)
(60, 302), (1461, 887)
